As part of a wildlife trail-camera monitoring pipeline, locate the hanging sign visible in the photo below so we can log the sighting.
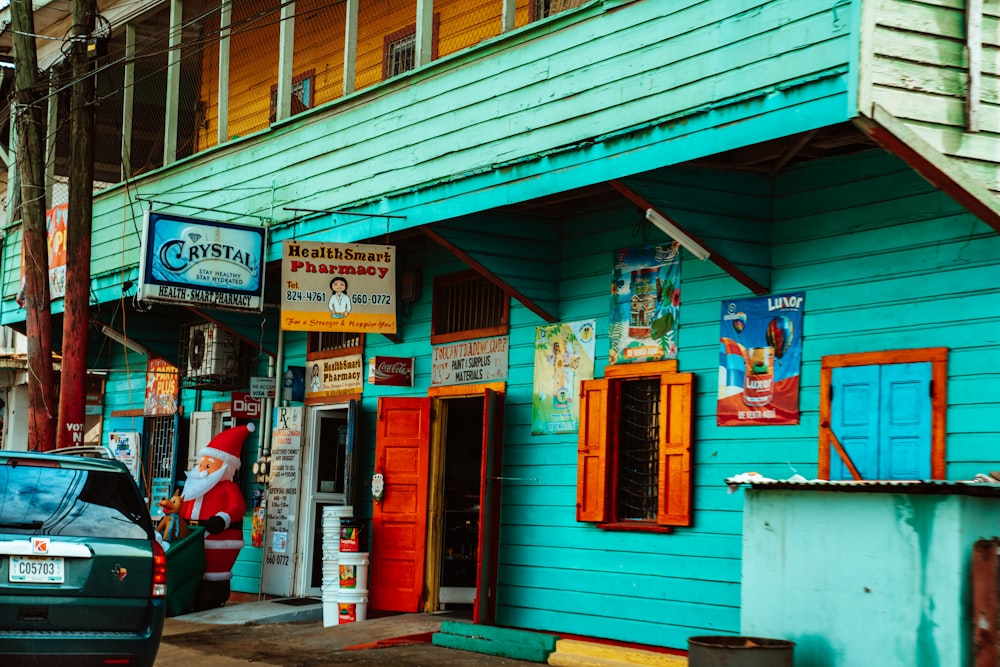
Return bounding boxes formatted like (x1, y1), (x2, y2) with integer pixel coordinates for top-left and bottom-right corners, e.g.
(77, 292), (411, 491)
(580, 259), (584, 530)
(718, 293), (804, 426)
(261, 406), (302, 597)
(144, 359), (178, 416)
(280, 240), (396, 334)
(532, 320), (596, 435)
(305, 354), (365, 399)
(431, 336), (509, 387)
(137, 212), (267, 313)
(608, 244), (682, 364)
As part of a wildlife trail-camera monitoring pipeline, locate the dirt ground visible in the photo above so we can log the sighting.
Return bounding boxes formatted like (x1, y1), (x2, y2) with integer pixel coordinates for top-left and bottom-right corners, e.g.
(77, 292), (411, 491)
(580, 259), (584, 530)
(157, 614), (543, 667)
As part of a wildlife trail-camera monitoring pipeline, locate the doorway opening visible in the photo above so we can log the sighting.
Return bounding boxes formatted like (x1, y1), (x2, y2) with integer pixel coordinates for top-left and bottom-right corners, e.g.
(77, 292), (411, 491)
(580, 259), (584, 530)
(433, 396), (483, 610)
(302, 403), (357, 597)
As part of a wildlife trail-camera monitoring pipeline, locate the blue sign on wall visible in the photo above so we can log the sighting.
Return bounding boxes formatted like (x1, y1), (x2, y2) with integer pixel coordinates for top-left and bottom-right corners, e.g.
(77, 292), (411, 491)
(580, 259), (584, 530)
(137, 212), (267, 313)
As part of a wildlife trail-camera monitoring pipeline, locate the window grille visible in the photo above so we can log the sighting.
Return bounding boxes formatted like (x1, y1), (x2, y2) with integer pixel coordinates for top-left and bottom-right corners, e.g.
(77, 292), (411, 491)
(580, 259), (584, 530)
(532, 0), (588, 20)
(144, 415), (177, 505)
(617, 378), (660, 521)
(432, 272), (507, 341)
(309, 332), (363, 354)
(387, 33), (416, 77)
(270, 73), (314, 122)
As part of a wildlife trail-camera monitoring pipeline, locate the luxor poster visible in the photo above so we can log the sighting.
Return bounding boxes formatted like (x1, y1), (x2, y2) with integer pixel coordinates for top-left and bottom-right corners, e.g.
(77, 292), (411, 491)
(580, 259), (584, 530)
(609, 244), (681, 365)
(532, 320), (596, 435)
(718, 293), (804, 426)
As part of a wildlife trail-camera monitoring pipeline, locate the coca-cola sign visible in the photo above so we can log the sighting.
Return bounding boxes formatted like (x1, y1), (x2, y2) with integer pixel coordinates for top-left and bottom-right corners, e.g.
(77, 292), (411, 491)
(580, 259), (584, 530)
(368, 356), (414, 386)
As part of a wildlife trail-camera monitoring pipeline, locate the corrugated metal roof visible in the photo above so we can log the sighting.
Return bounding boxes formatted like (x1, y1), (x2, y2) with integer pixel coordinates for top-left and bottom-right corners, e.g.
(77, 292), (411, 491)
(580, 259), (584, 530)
(726, 476), (1000, 498)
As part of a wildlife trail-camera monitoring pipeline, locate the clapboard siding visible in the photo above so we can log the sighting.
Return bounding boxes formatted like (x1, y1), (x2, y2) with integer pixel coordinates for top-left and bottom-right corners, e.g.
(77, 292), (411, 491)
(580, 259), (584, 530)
(1, 0), (856, 320)
(865, 0), (1000, 197)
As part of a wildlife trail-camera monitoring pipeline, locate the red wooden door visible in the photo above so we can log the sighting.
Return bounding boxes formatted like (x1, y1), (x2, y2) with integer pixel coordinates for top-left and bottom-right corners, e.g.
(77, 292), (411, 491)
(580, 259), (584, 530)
(369, 397), (431, 612)
(474, 388), (504, 625)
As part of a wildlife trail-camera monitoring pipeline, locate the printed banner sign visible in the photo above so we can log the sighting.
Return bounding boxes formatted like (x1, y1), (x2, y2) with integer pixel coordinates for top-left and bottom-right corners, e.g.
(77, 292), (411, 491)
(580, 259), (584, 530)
(137, 212), (267, 312)
(17, 203), (69, 303)
(609, 244), (681, 364)
(144, 359), (178, 416)
(368, 356), (414, 386)
(305, 354), (365, 399)
(261, 406), (301, 596)
(718, 293), (804, 426)
(532, 320), (596, 435)
(432, 336), (509, 387)
(280, 240), (396, 334)
(250, 376), (276, 399)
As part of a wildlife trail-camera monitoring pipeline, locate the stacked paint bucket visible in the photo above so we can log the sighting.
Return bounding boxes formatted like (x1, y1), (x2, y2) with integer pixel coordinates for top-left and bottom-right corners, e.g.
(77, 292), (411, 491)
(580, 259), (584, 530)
(337, 517), (369, 624)
(321, 505), (353, 627)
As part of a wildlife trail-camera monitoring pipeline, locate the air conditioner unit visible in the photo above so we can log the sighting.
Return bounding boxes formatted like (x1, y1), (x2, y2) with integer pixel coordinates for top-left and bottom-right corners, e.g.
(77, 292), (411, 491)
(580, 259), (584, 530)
(185, 323), (238, 378)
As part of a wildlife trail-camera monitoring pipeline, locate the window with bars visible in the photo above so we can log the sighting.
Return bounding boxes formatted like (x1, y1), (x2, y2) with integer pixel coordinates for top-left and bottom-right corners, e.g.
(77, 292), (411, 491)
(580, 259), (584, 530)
(531, 0), (588, 21)
(269, 71), (315, 123)
(382, 15), (439, 81)
(387, 33), (415, 77)
(431, 271), (509, 344)
(577, 361), (693, 529)
(308, 331), (364, 358)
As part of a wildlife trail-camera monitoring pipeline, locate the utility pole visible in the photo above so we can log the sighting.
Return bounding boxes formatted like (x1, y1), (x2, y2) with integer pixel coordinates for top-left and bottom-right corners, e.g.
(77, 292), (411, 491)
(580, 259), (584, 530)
(56, 0), (98, 449)
(10, 0), (56, 451)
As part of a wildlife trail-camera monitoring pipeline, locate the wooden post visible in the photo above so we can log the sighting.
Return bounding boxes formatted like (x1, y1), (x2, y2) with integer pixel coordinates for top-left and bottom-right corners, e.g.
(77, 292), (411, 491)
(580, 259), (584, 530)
(10, 0), (56, 450)
(57, 0), (98, 450)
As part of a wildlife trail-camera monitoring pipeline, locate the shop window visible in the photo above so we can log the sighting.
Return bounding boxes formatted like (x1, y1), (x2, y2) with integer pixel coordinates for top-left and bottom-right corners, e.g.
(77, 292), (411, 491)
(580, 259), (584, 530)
(431, 271), (509, 344)
(269, 70), (314, 123)
(308, 331), (364, 359)
(577, 361), (693, 530)
(819, 348), (947, 481)
(382, 16), (439, 80)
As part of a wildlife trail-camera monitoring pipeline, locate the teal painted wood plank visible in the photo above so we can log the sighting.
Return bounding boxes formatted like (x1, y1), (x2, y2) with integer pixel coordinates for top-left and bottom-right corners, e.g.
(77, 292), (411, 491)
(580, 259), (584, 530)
(438, 620), (559, 649)
(496, 562), (740, 604)
(496, 604), (734, 651)
(432, 632), (554, 663)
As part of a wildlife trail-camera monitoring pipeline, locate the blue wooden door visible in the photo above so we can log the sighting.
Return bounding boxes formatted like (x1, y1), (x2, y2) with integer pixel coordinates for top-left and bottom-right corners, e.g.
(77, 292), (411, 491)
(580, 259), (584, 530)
(831, 363), (931, 480)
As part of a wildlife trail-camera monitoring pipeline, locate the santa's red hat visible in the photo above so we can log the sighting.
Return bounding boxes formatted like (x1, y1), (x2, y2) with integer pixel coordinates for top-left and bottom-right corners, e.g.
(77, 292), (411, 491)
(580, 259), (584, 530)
(200, 423), (254, 471)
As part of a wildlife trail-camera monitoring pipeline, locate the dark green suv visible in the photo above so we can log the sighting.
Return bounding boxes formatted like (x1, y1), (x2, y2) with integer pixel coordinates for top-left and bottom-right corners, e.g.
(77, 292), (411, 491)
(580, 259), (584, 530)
(0, 451), (167, 666)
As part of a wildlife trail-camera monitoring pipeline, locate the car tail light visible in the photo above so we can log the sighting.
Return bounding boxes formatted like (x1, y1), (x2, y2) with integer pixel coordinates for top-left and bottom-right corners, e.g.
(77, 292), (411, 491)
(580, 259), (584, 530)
(152, 540), (167, 598)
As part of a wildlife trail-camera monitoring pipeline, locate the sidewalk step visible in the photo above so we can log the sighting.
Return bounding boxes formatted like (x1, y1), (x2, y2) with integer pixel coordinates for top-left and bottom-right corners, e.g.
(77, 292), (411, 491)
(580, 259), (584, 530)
(432, 620), (558, 663)
(548, 639), (688, 667)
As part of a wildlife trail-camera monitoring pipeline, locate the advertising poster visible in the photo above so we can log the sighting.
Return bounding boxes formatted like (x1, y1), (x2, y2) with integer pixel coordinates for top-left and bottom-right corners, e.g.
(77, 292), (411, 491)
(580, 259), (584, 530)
(305, 354), (365, 400)
(718, 293), (804, 426)
(431, 336), (509, 387)
(137, 212), (267, 313)
(144, 359), (178, 416)
(16, 203), (68, 304)
(108, 431), (141, 482)
(280, 240), (396, 334)
(532, 320), (596, 435)
(609, 244), (681, 365)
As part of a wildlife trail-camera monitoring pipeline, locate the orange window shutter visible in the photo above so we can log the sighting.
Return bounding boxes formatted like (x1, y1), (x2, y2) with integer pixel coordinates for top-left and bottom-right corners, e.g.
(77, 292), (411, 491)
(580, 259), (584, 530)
(577, 378), (611, 523)
(658, 373), (693, 527)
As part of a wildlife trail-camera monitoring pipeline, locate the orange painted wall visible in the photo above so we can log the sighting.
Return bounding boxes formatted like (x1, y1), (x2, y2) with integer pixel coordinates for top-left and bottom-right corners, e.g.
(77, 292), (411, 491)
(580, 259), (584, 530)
(197, 0), (535, 152)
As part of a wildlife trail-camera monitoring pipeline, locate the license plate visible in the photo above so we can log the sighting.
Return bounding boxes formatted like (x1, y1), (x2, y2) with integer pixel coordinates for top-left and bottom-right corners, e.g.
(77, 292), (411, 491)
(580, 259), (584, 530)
(9, 556), (65, 584)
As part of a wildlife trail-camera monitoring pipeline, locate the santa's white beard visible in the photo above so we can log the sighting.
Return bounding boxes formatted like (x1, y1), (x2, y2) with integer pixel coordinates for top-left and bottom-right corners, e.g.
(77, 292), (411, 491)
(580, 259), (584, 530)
(184, 464), (230, 501)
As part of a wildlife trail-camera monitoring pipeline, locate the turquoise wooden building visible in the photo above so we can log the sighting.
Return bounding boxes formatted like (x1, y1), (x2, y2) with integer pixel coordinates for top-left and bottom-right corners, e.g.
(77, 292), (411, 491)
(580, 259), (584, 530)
(0, 0), (998, 660)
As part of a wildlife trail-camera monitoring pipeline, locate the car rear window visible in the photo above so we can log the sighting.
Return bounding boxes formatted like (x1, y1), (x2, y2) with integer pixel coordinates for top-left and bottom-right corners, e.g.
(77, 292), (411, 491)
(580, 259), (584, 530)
(0, 464), (150, 539)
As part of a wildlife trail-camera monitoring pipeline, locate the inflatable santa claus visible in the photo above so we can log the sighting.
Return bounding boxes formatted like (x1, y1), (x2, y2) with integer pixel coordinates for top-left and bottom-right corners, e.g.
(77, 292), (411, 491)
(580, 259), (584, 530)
(182, 423), (252, 610)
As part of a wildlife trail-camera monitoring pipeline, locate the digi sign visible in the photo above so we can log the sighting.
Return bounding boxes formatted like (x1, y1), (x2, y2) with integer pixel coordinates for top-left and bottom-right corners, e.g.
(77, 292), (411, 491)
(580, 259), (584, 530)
(231, 391), (261, 420)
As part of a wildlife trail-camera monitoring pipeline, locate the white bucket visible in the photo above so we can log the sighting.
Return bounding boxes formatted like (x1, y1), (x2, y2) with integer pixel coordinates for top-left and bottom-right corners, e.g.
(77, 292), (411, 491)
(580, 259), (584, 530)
(323, 505), (354, 519)
(322, 599), (339, 627)
(337, 589), (368, 624)
(337, 552), (369, 591)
